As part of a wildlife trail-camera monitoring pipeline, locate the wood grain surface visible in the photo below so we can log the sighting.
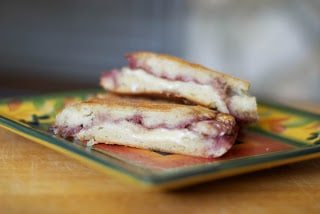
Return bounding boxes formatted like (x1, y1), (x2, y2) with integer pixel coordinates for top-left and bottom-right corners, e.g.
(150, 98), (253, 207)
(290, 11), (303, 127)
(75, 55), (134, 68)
(1, 102), (320, 213)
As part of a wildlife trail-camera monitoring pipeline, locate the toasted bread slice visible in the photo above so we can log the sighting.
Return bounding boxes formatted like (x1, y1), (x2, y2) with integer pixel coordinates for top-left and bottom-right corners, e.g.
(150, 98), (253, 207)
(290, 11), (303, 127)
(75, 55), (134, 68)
(100, 52), (258, 122)
(53, 93), (238, 158)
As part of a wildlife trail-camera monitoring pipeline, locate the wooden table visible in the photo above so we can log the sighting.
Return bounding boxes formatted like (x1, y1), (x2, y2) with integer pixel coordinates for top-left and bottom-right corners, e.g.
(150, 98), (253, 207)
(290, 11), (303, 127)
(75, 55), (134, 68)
(1, 101), (320, 213)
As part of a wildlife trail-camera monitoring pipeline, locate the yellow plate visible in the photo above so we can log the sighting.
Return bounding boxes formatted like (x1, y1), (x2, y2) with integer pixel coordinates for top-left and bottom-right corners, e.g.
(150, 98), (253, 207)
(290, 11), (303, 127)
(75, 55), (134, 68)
(1, 90), (319, 190)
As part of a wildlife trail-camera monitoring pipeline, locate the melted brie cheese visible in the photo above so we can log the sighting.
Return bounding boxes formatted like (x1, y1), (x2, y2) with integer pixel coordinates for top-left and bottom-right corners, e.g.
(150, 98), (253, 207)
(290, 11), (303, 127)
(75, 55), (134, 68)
(115, 68), (229, 113)
(80, 121), (200, 147)
(78, 121), (208, 156)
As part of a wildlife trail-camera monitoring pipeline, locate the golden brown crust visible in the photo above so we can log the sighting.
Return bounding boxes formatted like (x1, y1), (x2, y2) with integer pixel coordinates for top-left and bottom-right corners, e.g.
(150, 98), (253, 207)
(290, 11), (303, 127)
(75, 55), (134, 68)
(85, 93), (219, 116)
(128, 51), (251, 90)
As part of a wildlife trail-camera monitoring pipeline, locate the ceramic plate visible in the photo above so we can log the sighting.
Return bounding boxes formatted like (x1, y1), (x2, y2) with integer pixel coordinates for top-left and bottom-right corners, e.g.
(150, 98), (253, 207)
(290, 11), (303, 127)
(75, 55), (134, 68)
(1, 90), (319, 190)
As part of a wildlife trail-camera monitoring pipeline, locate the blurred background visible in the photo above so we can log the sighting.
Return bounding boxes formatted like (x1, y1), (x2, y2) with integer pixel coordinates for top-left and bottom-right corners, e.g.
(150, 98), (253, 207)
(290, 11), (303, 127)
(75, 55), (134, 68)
(1, 0), (319, 102)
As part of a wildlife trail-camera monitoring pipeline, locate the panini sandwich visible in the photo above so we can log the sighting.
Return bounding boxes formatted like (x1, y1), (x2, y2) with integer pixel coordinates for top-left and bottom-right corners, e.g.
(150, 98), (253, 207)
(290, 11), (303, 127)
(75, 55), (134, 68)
(53, 94), (238, 158)
(100, 52), (258, 122)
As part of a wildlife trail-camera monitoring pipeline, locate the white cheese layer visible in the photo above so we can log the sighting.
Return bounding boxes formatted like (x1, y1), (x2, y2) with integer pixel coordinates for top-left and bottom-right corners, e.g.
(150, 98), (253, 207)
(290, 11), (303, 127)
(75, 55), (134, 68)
(77, 121), (206, 156)
(113, 67), (229, 113)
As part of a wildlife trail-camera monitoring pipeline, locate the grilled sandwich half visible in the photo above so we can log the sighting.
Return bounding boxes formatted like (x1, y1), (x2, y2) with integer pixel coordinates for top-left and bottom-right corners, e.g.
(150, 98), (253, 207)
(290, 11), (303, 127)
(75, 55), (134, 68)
(100, 52), (258, 122)
(53, 94), (238, 158)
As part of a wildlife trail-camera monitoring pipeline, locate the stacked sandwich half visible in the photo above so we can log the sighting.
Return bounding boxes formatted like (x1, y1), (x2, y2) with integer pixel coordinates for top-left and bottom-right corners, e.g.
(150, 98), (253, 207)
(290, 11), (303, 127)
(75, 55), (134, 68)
(53, 52), (258, 158)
